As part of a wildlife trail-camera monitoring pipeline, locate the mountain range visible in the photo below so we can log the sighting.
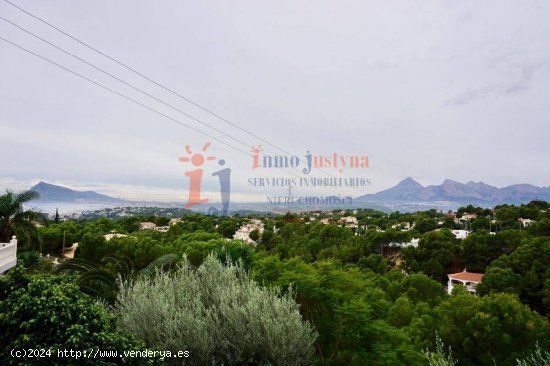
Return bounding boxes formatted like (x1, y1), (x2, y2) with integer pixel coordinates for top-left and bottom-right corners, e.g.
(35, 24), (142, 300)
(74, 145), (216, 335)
(31, 182), (124, 203)
(28, 179), (550, 212)
(355, 178), (550, 205)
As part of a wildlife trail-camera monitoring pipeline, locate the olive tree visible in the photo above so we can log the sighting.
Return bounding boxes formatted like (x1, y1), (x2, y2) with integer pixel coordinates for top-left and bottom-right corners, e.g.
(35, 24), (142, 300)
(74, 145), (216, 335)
(116, 255), (317, 365)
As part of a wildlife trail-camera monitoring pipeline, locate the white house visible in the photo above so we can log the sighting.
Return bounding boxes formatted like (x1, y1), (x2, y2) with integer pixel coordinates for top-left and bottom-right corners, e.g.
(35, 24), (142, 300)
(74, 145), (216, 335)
(452, 229), (469, 240)
(233, 219), (265, 245)
(169, 218), (182, 226)
(388, 238), (420, 248)
(154, 226), (170, 233)
(0, 236), (17, 274)
(519, 218), (534, 227)
(408, 238), (420, 247)
(447, 270), (484, 295)
(139, 222), (157, 230)
(339, 216), (358, 229)
(104, 231), (127, 241)
(391, 222), (413, 231)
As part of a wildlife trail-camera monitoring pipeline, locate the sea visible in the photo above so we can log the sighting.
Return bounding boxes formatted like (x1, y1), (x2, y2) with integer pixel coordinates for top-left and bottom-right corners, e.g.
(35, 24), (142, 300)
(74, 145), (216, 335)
(28, 202), (119, 215)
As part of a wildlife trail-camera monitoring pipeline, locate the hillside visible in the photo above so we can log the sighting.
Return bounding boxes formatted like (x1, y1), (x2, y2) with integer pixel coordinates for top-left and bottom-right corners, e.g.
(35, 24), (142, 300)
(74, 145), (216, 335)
(30, 182), (124, 203)
(356, 178), (550, 205)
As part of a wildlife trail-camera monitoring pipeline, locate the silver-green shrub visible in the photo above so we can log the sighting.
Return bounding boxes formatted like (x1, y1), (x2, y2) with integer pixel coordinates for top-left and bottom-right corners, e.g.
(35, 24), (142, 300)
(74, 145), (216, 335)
(424, 333), (457, 366)
(517, 344), (550, 366)
(116, 254), (317, 365)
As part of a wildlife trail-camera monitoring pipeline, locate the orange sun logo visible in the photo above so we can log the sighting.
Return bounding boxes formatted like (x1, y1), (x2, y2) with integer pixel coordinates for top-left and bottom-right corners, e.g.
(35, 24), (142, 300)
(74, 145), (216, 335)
(179, 142), (216, 166)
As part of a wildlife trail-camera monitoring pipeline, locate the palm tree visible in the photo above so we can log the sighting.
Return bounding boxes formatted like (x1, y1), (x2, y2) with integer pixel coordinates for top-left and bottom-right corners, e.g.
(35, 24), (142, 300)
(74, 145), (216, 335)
(54, 253), (180, 302)
(0, 190), (45, 244)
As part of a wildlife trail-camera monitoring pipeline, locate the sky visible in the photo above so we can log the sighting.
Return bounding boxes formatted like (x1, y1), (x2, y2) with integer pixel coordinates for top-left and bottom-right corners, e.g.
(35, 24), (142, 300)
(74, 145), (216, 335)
(1, 0), (549, 203)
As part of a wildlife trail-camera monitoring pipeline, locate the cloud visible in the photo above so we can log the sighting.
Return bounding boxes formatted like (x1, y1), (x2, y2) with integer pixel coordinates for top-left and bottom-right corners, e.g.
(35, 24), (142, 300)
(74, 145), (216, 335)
(443, 62), (543, 107)
(1, 0), (550, 195)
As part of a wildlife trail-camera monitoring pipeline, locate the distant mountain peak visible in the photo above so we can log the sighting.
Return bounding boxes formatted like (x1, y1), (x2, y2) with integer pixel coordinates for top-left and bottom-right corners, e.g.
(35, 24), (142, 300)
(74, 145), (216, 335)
(397, 177), (423, 188)
(356, 178), (550, 206)
(33, 181), (52, 188)
(30, 181), (124, 203)
(442, 178), (461, 186)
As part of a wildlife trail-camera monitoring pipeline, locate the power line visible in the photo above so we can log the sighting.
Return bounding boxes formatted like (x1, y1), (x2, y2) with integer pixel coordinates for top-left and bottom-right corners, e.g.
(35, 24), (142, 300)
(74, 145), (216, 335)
(0, 35), (248, 155)
(1, 0), (366, 196)
(0, 15), (249, 150)
(0, 35), (352, 199)
(1, 0), (288, 154)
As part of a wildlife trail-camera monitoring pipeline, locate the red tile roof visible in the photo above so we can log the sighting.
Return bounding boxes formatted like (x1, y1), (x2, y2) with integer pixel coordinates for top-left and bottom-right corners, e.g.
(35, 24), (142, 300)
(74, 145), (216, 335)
(448, 271), (484, 282)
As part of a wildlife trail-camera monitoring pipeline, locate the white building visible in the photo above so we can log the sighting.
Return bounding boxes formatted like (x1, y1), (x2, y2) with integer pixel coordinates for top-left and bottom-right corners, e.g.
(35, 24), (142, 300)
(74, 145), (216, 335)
(388, 238), (419, 248)
(391, 222), (413, 231)
(62, 243), (79, 259)
(169, 218), (182, 226)
(447, 270), (484, 295)
(139, 222), (157, 230)
(104, 231), (127, 241)
(519, 218), (534, 227)
(233, 219), (265, 245)
(154, 226), (170, 233)
(339, 216), (358, 229)
(452, 229), (469, 240)
(0, 236), (17, 274)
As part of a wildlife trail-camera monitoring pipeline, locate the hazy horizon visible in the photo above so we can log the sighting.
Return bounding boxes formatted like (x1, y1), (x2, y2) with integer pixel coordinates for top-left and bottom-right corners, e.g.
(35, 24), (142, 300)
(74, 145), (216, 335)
(2, 175), (549, 206)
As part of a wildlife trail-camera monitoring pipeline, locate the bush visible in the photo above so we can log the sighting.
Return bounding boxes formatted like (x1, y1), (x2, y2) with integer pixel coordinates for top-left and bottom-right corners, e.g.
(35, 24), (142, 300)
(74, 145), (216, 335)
(517, 344), (550, 366)
(0, 270), (153, 365)
(116, 255), (317, 365)
(17, 251), (41, 268)
(424, 333), (457, 366)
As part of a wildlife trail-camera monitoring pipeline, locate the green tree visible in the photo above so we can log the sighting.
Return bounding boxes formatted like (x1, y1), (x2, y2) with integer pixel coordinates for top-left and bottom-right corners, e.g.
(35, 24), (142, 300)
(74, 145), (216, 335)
(461, 231), (502, 272)
(253, 256), (425, 365)
(403, 230), (459, 281)
(478, 237), (550, 314)
(0, 190), (45, 246)
(54, 254), (179, 302)
(528, 218), (550, 236)
(38, 221), (83, 255)
(214, 241), (254, 270)
(77, 230), (108, 263)
(38, 225), (64, 255)
(216, 217), (239, 238)
(249, 228), (260, 242)
(387, 296), (414, 327)
(477, 267), (522, 296)
(415, 219), (438, 234)
(435, 292), (550, 366)
(0, 268), (154, 365)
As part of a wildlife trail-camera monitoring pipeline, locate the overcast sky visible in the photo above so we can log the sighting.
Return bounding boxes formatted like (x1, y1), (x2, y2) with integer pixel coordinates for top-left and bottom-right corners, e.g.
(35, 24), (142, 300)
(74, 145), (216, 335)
(1, 0), (549, 202)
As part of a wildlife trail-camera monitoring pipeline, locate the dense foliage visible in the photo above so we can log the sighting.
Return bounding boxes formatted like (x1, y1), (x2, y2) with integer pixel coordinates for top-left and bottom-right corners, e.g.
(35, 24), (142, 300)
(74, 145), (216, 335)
(2, 199), (550, 365)
(0, 190), (45, 246)
(0, 267), (154, 365)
